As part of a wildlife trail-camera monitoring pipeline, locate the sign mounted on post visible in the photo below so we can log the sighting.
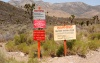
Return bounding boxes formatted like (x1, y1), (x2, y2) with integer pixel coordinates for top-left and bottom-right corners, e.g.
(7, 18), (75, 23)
(33, 9), (45, 20)
(54, 25), (76, 41)
(33, 30), (45, 41)
(33, 7), (46, 59)
(33, 9), (46, 28)
(33, 20), (46, 28)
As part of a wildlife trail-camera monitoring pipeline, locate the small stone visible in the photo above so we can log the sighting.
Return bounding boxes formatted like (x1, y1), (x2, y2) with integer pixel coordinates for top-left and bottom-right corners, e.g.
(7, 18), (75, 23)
(20, 52), (25, 57)
(54, 57), (58, 59)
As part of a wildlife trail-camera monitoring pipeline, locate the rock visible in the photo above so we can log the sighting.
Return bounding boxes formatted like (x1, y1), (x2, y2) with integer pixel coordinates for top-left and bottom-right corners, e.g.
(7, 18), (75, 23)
(54, 57), (58, 59)
(20, 52), (25, 57)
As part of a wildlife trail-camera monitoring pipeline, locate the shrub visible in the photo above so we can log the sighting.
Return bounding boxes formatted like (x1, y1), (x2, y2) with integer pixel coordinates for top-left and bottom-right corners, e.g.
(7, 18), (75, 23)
(26, 36), (33, 45)
(42, 40), (57, 57)
(88, 40), (100, 51)
(17, 43), (29, 54)
(56, 45), (64, 57)
(14, 34), (27, 45)
(29, 43), (38, 58)
(5, 41), (17, 52)
(70, 40), (89, 56)
(56, 40), (75, 57)
(89, 33), (100, 40)
(19, 34), (27, 43)
(14, 35), (21, 45)
(67, 40), (75, 50)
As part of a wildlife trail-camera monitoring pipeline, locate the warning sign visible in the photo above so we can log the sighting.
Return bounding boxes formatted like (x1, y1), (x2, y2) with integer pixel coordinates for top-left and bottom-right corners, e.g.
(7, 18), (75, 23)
(54, 25), (76, 41)
(33, 9), (45, 20)
(33, 20), (46, 28)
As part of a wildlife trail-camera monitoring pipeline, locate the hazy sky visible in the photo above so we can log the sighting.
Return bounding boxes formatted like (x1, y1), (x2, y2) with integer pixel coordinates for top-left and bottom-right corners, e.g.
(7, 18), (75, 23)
(1, 0), (100, 6)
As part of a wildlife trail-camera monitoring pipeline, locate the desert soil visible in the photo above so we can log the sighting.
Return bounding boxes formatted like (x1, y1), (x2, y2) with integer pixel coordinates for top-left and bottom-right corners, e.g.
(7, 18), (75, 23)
(0, 43), (100, 63)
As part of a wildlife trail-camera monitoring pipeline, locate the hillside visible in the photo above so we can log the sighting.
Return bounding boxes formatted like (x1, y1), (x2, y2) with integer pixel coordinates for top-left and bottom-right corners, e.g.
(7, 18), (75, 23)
(8, 0), (100, 18)
(0, 1), (31, 42)
(0, 1), (31, 23)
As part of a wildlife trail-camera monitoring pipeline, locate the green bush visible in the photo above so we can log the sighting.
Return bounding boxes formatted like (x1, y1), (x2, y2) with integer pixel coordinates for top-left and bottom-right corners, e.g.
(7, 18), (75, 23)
(42, 40), (57, 57)
(20, 34), (27, 43)
(67, 40), (75, 50)
(89, 33), (100, 40)
(29, 43), (38, 58)
(5, 41), (17, 52)
(56, 45), (64, 57)
(6, 33), (34, 55)
(17, 43), (29, 54)
(14, 35), (21, 45)
(70, 40), (89, 56)
(26, 36), (33, 45)
(88, 40), (100, 51)
(14, 34), (27, 45)
(56, 40), (88, 57)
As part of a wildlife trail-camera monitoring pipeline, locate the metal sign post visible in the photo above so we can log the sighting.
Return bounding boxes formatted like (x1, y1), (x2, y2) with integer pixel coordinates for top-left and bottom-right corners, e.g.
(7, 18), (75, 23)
(33, 7), (46, 59)
(64, 40), (67, 56)
(38, 40), (40, 59)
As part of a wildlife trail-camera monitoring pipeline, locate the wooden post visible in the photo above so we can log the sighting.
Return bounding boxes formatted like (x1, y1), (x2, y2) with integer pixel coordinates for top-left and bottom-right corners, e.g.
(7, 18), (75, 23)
(64, 40), (67, 56)
(38, 41), (41, 59)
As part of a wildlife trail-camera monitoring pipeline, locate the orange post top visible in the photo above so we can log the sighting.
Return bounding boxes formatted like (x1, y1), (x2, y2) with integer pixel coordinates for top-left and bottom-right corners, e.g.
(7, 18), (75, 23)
(38, 6), (41, 10)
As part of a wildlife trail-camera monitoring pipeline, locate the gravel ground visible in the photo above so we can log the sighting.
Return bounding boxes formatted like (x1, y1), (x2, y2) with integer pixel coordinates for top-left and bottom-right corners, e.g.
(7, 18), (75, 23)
(42, 49), (100, 63)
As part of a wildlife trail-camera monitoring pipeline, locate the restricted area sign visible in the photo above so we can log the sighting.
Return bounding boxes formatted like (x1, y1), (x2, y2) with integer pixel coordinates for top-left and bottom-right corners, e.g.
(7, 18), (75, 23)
(33, 30), (45, 41)
(54, 25), (76, 41)
(33, 9), (45, 20)
(33, 20), (46, 28)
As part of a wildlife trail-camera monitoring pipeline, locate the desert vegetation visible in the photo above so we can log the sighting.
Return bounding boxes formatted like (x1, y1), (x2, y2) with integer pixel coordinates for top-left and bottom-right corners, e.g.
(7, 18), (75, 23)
(0, 1), (100, 63)
(5, 24), (100, 58)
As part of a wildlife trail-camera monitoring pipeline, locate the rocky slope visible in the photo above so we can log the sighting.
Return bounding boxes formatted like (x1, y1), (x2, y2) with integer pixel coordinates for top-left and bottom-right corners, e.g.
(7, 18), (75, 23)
(0, 1), (31, 42)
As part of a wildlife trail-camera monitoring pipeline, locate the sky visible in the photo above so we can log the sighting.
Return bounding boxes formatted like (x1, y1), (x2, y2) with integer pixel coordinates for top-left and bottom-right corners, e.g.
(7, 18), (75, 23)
(1, 0), (100, 6)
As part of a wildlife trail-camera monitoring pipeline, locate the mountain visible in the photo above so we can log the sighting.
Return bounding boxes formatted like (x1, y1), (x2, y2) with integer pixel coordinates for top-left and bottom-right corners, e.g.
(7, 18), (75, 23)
(7, 0), (100, 18)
